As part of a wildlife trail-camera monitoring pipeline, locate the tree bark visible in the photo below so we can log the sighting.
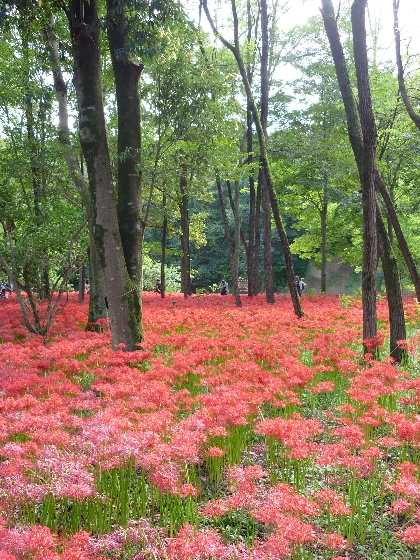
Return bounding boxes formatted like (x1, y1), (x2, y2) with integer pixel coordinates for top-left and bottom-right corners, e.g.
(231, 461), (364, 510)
(376, 202), (406, 363)
(351, 0), (378, 345)
(106, 0), (144, 285)
(47, 13), (107, 322)
(203, 0), (303, 318)
(321, 0), (378, 348)
(375, 169), (420, 301)
(161, 192), (167, 298)
(320, 201), (327, 294)
(217, 175), (242, 307)
(233, 180), (241, 298)
(321, 0), (409, 358)
(68, 0), (143, 349)
(246, 0), (258, 297)
(260, 0), (274, 304)
(179, 168), (192, 297)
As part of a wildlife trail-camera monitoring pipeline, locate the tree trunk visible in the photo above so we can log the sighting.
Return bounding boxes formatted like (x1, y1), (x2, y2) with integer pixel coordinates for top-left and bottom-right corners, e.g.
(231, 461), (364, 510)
(202, 0), (303, 318)
(106, 0), (144, 286)
(351, 0), (378, 346)
(161, 192), (167, 298)
(321, 0), (378, 349)
(260, 0), (274, 304)
(179, 169), (192, 297)
(245, 0), (258, 297)
(78, 261), (85, 303)
(261, 169), (274, 302)
(376, 202), (406, 363)
(217, 175), (242, 307)
(48, 14), (107, 321)
(247, 107), (258, 296)
(320, 201), (327, 294)
(322, 0), (409, 359)
(233, 180), (241, 297)
(68, 0), (143, 349)
(375, 169), (420, 301)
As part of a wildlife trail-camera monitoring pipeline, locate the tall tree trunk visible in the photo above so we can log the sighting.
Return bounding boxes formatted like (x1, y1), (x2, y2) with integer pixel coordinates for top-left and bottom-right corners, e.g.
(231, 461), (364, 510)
(351, 0), (378, 346)
(321, 0), (378, 349)
(203, 0), (303, 318)
(233, 180), (241, 298)
(217, 175), (242, 307)
(245, 0), (258, 297)
(322, 0), (409, 358)
(106, 0), (144, 285)
(260, 0), (274, 304)
(68, 0), (143, 349)
(47, 13), (107, 322)
(179, 169), (191, 297)
(376, 202), (406, 363)
(320, 201), (327, 294)
(78, 261), (85, 303)
(247, 107), (258, 296)
(161, 192), (167, 298)
(261, 169), (274, 302)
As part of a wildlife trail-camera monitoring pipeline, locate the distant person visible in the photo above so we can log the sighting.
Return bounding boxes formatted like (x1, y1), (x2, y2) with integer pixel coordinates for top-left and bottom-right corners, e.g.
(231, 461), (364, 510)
(219, 280), (228, 295)
(1, 287), (9, 299)
(85, 279), (90, 293)
(295, 276), (304, 297)
(155, 279), (162, 294)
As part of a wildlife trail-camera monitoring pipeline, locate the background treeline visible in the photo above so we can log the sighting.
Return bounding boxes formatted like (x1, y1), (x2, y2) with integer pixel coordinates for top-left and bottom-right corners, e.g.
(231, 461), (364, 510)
(0, 0), (419, 350)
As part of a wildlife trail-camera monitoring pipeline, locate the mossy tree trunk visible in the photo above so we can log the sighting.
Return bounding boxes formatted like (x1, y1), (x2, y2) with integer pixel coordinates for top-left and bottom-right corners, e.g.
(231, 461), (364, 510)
(48, 14), (108, 322)
(68, 0), (142, 349)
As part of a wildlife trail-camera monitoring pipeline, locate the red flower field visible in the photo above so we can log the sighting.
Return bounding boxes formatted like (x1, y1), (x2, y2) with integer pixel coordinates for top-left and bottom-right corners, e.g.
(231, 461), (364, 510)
(0, 291), (420, 559)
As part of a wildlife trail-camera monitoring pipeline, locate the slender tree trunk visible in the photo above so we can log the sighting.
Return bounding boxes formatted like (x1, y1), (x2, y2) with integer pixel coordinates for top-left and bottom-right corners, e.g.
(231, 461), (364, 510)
(216, 175), (242, 307)
(261, 169), (274, 302)
(260, 0), (274, 303)
(321, 0), (377, 349)
(161, 192), (167, 298)
(351, 0), (378, 345)
(227, 180), (249, 276)
(68, 0), (142, 349)
(78, 261), (85, 303)
(247, 107), (258, 296)
(179, 169), (191, 297)
(245, 0), (258, 297)
(233, 180), (241, 297)
(376, 202), (406, 363)
(320, 202), (327, 294)
(202, 0), (303, 318)
(375, 169), (420, 301)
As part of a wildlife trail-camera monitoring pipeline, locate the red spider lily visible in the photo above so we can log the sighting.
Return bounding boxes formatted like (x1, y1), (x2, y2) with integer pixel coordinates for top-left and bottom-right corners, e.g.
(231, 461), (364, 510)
(320, 531), (348, 551)
(398, 524), (420, 545)
(1, 291), (420, 557)
(167, 524), (236, 559)
(391, 498), (413, 514)
(256, 413), (322, 448)
(310, 380), (335, 393)
(312, 489), (351, 516)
